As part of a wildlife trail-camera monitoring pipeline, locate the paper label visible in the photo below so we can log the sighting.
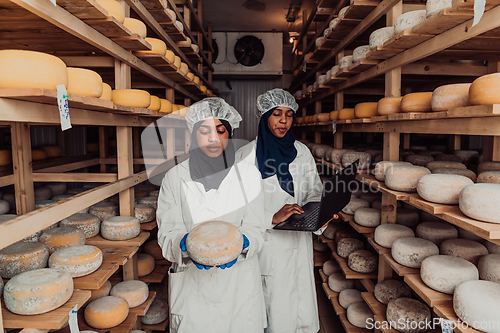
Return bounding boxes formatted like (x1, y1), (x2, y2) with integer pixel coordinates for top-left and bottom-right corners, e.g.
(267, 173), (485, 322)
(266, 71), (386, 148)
(332, 120), (337, 134)
(50, 0), (56, 6)
(472, 0), (486, 27)
(57, 85), (72, 131)
(68, 304), (79, 333)
(441, 319), (454, 333)
(303, 60), (307, 72)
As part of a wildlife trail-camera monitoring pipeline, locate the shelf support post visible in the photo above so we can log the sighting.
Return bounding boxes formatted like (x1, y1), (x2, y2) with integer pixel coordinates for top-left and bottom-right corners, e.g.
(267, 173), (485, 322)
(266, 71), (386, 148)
(99, 126), (109, 173)
(11, 122), (35, 215)
(117, 126), (134, 216)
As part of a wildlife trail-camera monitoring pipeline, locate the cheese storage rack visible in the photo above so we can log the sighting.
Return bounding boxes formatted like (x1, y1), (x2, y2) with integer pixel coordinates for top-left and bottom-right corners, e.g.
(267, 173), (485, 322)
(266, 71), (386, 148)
(0, 0), (218, 331)
(296, 1), (500, 332)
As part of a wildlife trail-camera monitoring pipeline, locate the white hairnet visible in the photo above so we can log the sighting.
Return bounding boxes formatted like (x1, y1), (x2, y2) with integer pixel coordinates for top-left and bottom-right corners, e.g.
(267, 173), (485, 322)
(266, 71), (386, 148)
(185, 97), (242, 133)
(256, 88), (299, 116)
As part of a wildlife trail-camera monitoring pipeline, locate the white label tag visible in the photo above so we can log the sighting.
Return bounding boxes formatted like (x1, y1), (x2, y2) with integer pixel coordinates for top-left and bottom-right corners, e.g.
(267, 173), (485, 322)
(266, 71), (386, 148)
(50, 0), (56, 6)
(332, 120), (337, 134)
(441, 319), (454, 333)
(68, 304), (79, 333)
(471, 0), (486, 27)
(57, 85), (72, 131)
(303, 60), (307, 72)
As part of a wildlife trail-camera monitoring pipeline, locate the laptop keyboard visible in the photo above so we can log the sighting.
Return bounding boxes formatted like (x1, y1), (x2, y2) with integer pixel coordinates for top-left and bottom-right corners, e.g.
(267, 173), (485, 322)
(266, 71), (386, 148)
(291, 205), (320, 229)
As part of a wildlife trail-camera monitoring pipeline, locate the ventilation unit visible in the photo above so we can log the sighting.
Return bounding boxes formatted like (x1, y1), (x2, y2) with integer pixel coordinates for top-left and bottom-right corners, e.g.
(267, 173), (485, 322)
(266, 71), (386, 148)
(212, 32), (283, 75)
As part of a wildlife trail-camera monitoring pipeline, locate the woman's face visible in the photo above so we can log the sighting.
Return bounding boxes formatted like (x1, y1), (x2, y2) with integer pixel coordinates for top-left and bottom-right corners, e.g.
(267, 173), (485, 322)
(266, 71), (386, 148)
(267, 107), (294, 138)
(196, 119), (229, 158)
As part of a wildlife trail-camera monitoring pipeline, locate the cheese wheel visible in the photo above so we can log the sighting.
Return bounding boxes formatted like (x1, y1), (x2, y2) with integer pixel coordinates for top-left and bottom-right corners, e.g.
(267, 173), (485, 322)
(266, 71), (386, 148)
(347, 303), (373, 329)
(89, 202), (119, 221)
(67, 68), (103, 98)
(374, 224), (415, 248)
(95, 0), (124, 22)
(377, 97), (403, 115)
(40, 146), (61, 158)
(173, 55), (181, 69)
(453, 150), (479, 163)
(144, 240), (163, 260)
(4, 268), (73, 315)
(45, 183), (67, 196)
(329, 17), (340, 29)
(348, 250), (377, 273)
(416, 222), (458, 245)
(317, 113), (330, 122)
(337, 238), (364, 259)
(0, 50), (68, 90)
(374, 161), (411, 181)
(339, 56), (354, 69)
(164, 49), (175, 63)
(342, 198), (370, 215)
(175, 20), (184, 32)
(165, 8), (176, 20)
(317, 75), (327, 86)
(331, 65), (340, 76)
(335, 229), (362, 244)
(478, 254), (500, 283)
(101, 216), (140, 241)
(137, 253), (155, 277)
(425, 161), (466, 171)
(159, 99), (173, 113)
(112, 89), (151, 108)
(89, 280), (111, 302)
(134, 204), (155, 223)
(323, 260), (341, 276)
(459, 184), (500, 224)
(315, 37), (325, 47)
(187, 72), (195, 82)
(385, 165), (431, 192)
(435, 153), (462, 162)
(394, 10), (427, 34)
(193, 76), (200, 85)
(386, 298), (431, 333)
(392, 237), (439, 268)
(200, 85), (208, 94)
(477, 170), (500, 184)
(416, 174), (473, 204)
(400, 92), (433, 112)
(369, 27), (395, 49)
(329, 111), (339, 120)
(313, 239), (330, 252)
(141, 298), (168, 325)
(354, 208), (381, 227)
(123, 18), (147, 38)
(0, 200), (9, 214)
(478, 161), (500, 174)
(469, 73), (500, 105)
(49, 245), (102, 277)
(32, 149), (47, 161)
(85, 296), (129, 329)
(148, 96), (161, 111)
(0, 150), (11, 166)
(440, 238), (488, 265)
(137, 38), (167, 56)
(323, 222), (346, 240)
(186, 221), (243, 266)
(485, 240), (500, 254)
(353, 45), (371, 62)
(179, 62), (189, 75)
(0, 241), (49, 278)
(137, 196), (158, 210)
(457, 227), (484, 242)
(59, 213), (100, 238)
(426, 0), (452, 16)
(431, 83), (470, 111)
(354, 102), (378, 118)
(100, 83), (112, 101)
(339, 289), (363, 309)
(338, 5), (349, 18)
(328, 273), (354, 292)
(374, 279), (411, 305)
(329, 148), (354, 163)
(421, 255), (478, 294)
(34, 186), (53, 201)
(110, 280), (149, 307)
(432, 167), (477, 182)
(342, 152), (371, 169)
(453, 280), (500, 333)
(39, 226), (86, 254)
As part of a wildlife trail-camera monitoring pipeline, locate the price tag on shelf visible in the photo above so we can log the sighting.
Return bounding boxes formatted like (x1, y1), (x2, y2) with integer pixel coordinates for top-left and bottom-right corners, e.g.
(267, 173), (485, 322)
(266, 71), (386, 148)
(332, 120), (336, 134)
(57, 84), (72, 131)
(68, 304), (79, 333)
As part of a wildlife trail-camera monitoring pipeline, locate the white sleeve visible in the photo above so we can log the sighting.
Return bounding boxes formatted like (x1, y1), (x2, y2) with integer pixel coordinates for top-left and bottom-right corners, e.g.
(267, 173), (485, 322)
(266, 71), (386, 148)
(303, 151), (323, 204)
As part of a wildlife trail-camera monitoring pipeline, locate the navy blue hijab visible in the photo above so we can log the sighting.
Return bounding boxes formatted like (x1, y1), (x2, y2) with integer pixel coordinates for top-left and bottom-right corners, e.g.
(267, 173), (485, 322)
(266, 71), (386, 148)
(256, 107), (297, 197)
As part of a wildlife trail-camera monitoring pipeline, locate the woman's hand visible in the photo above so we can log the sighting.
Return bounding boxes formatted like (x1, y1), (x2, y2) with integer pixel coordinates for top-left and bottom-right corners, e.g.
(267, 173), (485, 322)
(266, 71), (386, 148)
(272, 204), (304, 224)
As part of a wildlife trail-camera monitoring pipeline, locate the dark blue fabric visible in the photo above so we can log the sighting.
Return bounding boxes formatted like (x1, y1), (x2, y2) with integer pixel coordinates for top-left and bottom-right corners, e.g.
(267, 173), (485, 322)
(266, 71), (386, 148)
(255, 108), (297, 197)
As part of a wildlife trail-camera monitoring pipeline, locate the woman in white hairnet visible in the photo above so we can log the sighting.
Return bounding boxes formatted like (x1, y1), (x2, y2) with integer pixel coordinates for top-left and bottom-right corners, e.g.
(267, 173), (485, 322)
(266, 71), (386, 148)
(156, 97), (266, 333)
(236, 88), (329, 333)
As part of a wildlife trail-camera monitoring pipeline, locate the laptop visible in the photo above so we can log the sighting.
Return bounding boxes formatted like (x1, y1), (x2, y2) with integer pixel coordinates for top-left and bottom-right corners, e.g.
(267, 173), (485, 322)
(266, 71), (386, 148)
(273, 160), (359, 232)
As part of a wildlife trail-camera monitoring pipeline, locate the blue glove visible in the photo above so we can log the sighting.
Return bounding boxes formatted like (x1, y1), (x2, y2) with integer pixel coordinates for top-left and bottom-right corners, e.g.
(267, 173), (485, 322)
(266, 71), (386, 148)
(180, 233), (188, 252)
(192, 260), (213, 270)
(242, 234), (249, 251)
(217, 257), (238, 269)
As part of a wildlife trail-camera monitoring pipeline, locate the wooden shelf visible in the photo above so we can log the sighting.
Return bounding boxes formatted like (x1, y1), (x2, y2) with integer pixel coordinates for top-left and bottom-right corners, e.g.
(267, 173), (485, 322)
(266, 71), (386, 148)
(360, 279), (375, 292)
(100, 245), (139, 265)
(361, 292), (386, 316)
(434, 304), (481, 333)
(138, 264), (169, 283)
(314, 250), (331, 267)
(407, 196), (457, 215)
(339, 313), (373, 333)
(323, 282), (339, 300)
(332, 252), (378, 279)
(74, 308), (138, 333)
(319, 269), (329, 283)
(382, 30), (433, 50)
(404, 274), (453, 307)
(331, 292), (347, 315)
(355, 174), (417, 201)
(130, 291), (156, 316)
(2, 290), (91, 330)
(349, 220), (376, 234)
(344, 1), (381, 19)
(141, 318), (169, 331)
(366, 234), (390, 254)
(382, 253), (419, 276)
(86, 231), (150, 247)
(412, 8), (474, 35)
(73, 262), (120, 290)
(441, 207), (500, 242)
(140, 220), (157, 231)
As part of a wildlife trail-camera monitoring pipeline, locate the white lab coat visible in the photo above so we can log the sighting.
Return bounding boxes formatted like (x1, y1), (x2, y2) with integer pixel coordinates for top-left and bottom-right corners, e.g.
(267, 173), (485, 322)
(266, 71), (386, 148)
(156, 158), (267, 333)
(236, 140), (323, 333)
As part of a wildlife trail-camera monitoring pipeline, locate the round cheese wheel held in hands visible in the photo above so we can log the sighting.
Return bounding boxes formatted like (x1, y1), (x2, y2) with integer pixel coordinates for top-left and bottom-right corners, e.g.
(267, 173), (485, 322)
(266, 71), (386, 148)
(186, 221), (243, 266)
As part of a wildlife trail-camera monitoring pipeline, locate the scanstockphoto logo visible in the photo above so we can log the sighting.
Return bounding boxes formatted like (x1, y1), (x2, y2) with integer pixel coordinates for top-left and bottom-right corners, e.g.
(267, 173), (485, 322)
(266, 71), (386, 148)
(365, 318), (500, 332)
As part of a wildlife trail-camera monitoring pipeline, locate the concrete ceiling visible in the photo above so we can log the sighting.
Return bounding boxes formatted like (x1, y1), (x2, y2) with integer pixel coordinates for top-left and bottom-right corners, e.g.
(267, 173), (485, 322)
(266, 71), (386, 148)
(202, 0), (316, 34)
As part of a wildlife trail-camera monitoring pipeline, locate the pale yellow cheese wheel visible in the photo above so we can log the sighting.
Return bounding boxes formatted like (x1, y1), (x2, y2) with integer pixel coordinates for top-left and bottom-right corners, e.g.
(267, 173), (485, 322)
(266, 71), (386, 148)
(179, 105), (187, 117)
(48, 245), (103, 277)
(0, 50), (68, 90)
(187, 72), (195, 81)
(317, 113), (331, 122)
(173, 56), (181, 68)
(159, 98), (173, 113)
(123, 18), (147, 38)
(112, 89), (151, 108)
(85, 296), (129, 329)
(148, 96), (161, 111)
(338, 108), (356, 120)
(101, 216), (140, 240)
(179, 62), (189, 75)
(193, 76), (200, 85)
(89, 280), (111, 302)
(110, 280), (149, 307)
(469, 73), (500, 105)
(401, 92), (433, 112)
(377, 97), (402, 115)
(137, 38), (167, 56)
(95, 0), (124, 23)
(100, 83), (112, 101)
(165, 50), (175, 63)
(137, 253), (155, 277)
(0, 150), (11, 165)
(431, 83), (471, 111)
(41, 146), (61, 158)
(200, 85), (207, 93)
(67, 68), (103, 98)
(171, 104), (180, 114)
(354, 102), (378, 118)
(32, 149), (47, 161)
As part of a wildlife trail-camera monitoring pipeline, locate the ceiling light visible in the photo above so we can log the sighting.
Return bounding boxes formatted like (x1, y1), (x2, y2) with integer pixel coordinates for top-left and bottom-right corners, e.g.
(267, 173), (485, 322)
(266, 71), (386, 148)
(289, 37), (294, 43)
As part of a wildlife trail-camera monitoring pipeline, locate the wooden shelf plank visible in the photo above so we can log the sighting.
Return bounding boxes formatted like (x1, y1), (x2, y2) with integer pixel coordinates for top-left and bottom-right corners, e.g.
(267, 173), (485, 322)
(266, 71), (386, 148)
(412, 8), (474, 35)
(367, 234), (390, 254)
(382, 253), (419, 276)
(366, 45), (403, 60)
(325, 75), (348, 86)
(320, 234), (335, 243)
(361, 292), (386, 316)
(130, 291), (156, 316)
(138, 264), (169, 284)
(73, 262), (120, 290)
(99, 246), (139, 265)
(382, 30), (434, 50)
(336, 68), (360, 78)
(140, 220), (157, 231)
(325, 18), (363, 41)
(355, 174), (417, 201)
(447, 104), (500, 118)
(386, 111), (449, 121)
(331, 292), (347, 315)
(434, 304), (481, 333)
(441, 207), (500, 240)
(2, 290), (91, 329)
(319, 269), (329, 283)
(332, 252), (379, 279)
(314, 250), (331, 267)
(339, 313), (373, 333)
(323, 282), (339, 300)
(452, 0), (500, 11)
(407, 196), (457, 215)
(141, 318), (169, 331)
(360, 279), (376, 292)
(74, 308), (138, 333)
(86, 231), (150, 247)
(349, 220), (376, 234)
(344, 1), (381, 19)
(348, 59), (379, 72)
(404, 274), (453, 307)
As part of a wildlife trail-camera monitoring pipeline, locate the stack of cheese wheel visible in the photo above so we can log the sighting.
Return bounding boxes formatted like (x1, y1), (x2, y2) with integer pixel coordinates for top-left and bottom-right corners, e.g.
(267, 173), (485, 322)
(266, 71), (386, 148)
(469, 73), (500, 105)
(431, 83), (471, 111)
(49, 245), (103, 277)
(4, 268), (73, 315)
(101, 216), (141, 241)
(0, 241), (49, 278)
(85, 296), (129, 329)
(459, 183), (500, 224)
(377, 96), (403, 115)
(110, 280), (149, 307)
(39, 226), (86, 254)
(0, 50), (68, 91)
(67, 68), (103, 98)
(400, 92), (433, 112)
(112, 89), (151, 108)
(59, 213), (100, 238)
